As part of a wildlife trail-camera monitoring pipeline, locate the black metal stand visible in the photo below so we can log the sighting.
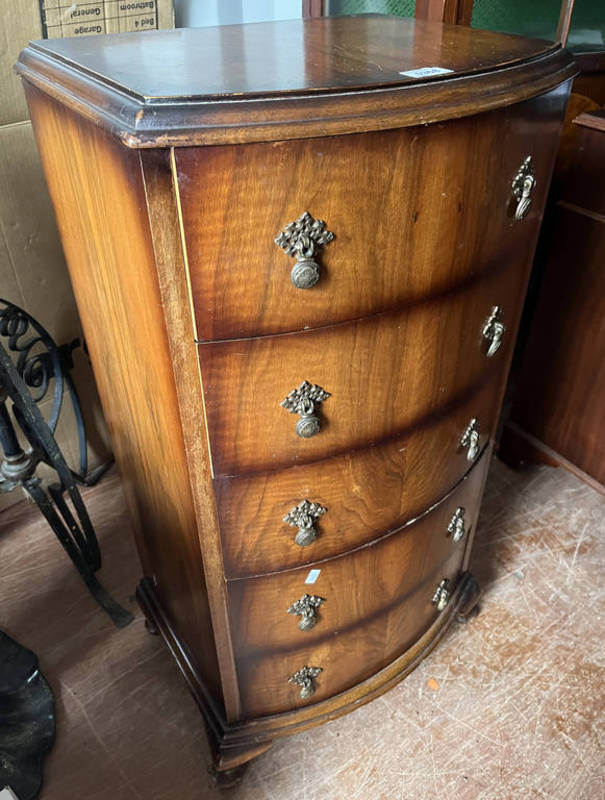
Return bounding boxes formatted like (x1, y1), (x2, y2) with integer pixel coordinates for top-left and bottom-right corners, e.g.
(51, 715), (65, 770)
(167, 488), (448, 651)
(0, 299), (132, 628)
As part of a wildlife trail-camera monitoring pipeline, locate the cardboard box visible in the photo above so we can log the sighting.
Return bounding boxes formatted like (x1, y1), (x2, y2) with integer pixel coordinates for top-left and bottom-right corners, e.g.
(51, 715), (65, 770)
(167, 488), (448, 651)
(0, 0), (173, 508)
(2, 0), (175, 126)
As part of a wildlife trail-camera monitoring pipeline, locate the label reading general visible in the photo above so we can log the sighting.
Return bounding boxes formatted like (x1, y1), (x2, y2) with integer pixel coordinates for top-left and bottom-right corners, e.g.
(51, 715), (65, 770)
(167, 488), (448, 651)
(305, 569), (321, 585)
(399, 67), (454, 78)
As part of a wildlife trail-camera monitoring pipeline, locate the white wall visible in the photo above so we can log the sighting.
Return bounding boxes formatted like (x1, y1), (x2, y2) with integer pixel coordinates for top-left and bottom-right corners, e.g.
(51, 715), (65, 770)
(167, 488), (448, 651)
(174, 0), (302, 28)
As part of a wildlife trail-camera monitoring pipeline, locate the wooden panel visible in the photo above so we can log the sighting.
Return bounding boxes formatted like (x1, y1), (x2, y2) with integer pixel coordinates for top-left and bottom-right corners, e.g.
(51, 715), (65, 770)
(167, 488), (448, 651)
(513, 206), (605, 484)
(217, 378), (500, 578)
(237, 548), (464, 719)
(23, 85), (224, 701)
(199, 258), (529, 478)
(177, 106), (548, 340)
(229, 451), (488, 655)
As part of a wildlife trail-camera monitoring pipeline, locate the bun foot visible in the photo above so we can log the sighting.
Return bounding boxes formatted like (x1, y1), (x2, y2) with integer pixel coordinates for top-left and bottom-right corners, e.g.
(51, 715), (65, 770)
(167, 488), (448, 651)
(456, 572), (481, 624)
(208, 762), (249, 788)
(144, 617), (159, 636)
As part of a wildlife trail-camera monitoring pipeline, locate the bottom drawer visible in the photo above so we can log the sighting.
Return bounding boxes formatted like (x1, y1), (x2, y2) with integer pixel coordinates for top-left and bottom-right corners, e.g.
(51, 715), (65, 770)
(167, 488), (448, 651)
(233, 452), (489, 719)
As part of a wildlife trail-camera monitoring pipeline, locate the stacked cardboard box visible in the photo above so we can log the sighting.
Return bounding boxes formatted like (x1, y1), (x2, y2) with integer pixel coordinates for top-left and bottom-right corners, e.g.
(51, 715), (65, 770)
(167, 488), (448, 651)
(0, 0), (174, 508)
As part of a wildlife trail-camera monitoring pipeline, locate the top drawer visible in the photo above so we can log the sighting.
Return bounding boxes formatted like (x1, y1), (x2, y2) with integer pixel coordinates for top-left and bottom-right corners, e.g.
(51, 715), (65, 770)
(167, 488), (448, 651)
(174, 95), (559, 341)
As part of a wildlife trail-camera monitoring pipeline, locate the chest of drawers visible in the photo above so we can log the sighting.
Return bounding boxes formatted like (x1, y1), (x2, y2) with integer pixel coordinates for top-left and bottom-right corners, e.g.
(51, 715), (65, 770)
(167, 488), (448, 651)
(17, 16), (574, 778)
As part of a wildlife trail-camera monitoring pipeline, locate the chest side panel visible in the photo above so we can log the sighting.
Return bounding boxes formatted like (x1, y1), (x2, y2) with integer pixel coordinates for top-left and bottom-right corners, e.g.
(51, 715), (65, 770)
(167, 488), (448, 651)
(23, 85), (227, 707)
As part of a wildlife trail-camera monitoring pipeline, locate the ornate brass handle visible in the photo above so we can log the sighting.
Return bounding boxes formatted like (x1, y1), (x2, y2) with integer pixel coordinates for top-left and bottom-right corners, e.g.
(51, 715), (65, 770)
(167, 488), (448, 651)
(448, 507), (466, 543)
(281, 381), (331, 438)
(288, 665), (323, 700)
(274, 211), (334, 289)
(512, 156), (536, 220)
(482, 306), (505, 357)
(460, 418), (480, 461)
(432, 579), (451, 611)
(283, 500), (327, 546)
(287, 594), (325, 631)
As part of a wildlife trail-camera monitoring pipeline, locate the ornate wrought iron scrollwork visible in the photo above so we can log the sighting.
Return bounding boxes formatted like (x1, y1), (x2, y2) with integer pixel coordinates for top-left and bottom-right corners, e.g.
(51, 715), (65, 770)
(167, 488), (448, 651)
(0, 299), (106, 483)
(448, 507), (466, 543)
(288, 665), (323, 700)
(283, 499), (327, 546)
(432, 579), (451, 611)
(274, 211), (334, 289)
(287, 593), (325, 631)
(482, 305), (505, 357)
(460, 418), (480, 461)
(281, 380), (331, 438)
(512, 156), (536, 220)
(0, 299), (129, 627)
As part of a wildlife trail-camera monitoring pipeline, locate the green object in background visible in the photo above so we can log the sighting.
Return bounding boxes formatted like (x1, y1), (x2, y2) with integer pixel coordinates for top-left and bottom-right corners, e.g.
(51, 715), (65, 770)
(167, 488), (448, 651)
(326, 0), (604, 51)
(326, 0), (415, 18)
(471, 0), (561, 39)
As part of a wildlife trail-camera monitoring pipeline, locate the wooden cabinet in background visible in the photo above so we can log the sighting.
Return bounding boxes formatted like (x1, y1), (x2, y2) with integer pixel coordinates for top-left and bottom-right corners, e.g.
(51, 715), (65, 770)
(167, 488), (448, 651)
(16, 17), (574, 779)
(502, 108), (605, 489)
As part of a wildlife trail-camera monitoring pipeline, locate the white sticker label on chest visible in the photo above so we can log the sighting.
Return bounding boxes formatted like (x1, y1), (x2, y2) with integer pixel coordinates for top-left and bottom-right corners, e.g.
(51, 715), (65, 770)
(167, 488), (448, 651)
(399, 67), (454, 78)
(305, 569), (321, 585)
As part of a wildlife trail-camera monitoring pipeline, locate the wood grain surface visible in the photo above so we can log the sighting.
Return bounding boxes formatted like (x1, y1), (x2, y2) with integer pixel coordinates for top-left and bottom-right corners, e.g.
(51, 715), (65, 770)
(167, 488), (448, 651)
(23, 85), (224, 703)
(198, 259), (529, 478)
(18, 20), (573, 770)
(228, 451), (487, 656)
(236, 548), (464, 719)
(15, 18), (575, 147)
(176, 101), (553, 340)
(216, 380), (499, 578)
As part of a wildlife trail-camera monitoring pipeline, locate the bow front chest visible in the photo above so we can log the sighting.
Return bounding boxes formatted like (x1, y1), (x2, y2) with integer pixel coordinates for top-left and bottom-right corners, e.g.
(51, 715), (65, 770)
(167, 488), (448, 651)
(17, 16), (574, 776)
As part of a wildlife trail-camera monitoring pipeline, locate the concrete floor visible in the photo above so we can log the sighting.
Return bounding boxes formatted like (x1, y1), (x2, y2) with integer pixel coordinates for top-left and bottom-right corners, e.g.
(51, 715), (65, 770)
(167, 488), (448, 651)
(0, 459), (603, 800)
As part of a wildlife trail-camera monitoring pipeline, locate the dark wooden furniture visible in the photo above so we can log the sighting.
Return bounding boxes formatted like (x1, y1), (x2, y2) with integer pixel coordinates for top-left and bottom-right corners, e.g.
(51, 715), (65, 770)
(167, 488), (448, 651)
(502, 108), (605, 490)
(17, 16), (574, 777)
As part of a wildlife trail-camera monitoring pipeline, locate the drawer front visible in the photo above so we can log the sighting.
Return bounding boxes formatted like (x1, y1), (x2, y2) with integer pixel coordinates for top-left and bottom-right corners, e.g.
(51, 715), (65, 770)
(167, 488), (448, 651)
(176, 94), (560, 341)
(229, 450), (487, 656)
(217, 378), (499, 578)
(199, 259), (525, 478)
(236, 548), (466, 718)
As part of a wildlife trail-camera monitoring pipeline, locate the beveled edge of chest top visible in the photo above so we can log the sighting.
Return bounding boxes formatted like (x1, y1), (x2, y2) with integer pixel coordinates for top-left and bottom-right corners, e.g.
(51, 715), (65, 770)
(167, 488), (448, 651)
(16, 16), (576, 148)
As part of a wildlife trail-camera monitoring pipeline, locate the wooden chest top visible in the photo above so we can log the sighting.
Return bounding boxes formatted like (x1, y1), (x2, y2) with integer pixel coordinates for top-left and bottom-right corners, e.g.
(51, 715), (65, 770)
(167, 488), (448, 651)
(15, 16), (575, 146)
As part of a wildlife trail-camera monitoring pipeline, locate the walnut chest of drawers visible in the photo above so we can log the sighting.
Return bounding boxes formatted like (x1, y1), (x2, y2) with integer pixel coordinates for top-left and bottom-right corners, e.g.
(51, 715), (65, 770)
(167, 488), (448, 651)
(17, 16), (575, 776)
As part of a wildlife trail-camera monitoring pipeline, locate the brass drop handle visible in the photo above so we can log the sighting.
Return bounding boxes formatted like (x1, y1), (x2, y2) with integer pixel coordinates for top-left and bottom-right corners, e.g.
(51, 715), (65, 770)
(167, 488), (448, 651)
(460, 418), (480, 461)
(281, 381), (331, 438)
(287, 594), (325, 631)
(283, 499), (327, 547)
(512, 156), (536, 220)
(448, 507), (466, 543)
(482, 306), (505, 357)
(274, 211), (334, 289)
(432, 579), (451, 611)
(288, 665), (323, 700)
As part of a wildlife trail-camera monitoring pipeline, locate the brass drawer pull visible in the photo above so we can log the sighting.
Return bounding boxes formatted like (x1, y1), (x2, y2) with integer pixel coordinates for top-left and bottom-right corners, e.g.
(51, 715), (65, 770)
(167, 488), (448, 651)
(482, 305), (505, 357)
(283, 499), (327, 546)
(287, 593), (325, 631)
(512, 156), (536, 220)
(288, 665), (323, 700)
(274, 211), (334, 289)
(460, 418), (480, 461)
(448, 507), (466, 543)
(432, 579), (451, 611)
(281, 381), (331, 438)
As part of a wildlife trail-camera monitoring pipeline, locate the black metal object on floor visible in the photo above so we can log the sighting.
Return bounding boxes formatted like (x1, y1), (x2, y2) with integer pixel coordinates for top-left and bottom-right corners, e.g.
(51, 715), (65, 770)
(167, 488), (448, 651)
(0, 630), (55, 800)
(0, 299), (132, 628)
